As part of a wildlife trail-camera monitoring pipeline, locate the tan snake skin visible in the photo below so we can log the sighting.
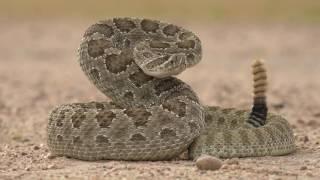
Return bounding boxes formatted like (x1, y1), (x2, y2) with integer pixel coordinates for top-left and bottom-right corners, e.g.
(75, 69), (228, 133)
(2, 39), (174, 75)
(47, 17), (296, 161)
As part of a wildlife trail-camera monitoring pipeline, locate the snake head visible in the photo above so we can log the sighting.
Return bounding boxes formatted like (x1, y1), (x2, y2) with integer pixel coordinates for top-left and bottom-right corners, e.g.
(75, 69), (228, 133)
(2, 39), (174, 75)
(133, 39), (201, 78)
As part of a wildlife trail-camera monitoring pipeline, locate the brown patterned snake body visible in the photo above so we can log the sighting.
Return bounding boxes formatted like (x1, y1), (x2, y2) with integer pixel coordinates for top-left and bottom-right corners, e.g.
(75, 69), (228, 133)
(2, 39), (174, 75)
(47, 18), (296, 161)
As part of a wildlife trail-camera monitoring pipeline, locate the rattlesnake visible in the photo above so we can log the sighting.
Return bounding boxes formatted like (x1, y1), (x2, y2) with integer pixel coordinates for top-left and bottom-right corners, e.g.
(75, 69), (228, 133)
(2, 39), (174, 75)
(47, 17), (296, 161)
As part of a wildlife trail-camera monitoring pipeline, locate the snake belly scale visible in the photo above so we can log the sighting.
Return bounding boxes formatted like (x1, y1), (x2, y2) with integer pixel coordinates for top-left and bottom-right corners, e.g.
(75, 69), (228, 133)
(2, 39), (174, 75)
(47, 17), (296, 161)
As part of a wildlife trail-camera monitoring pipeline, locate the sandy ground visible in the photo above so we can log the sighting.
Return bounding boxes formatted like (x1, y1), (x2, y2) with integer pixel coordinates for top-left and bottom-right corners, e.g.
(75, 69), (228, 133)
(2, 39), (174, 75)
(0, 20), (319, 179)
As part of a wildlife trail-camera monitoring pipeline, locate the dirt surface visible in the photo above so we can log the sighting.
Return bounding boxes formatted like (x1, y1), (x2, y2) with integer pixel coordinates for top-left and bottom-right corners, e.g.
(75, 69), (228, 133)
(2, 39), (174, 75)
(0, 20), (319, 180)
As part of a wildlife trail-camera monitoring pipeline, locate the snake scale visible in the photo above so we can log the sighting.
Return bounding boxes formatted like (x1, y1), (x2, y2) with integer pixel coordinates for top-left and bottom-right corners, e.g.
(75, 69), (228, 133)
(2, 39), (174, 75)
(47, 17), (296, 161)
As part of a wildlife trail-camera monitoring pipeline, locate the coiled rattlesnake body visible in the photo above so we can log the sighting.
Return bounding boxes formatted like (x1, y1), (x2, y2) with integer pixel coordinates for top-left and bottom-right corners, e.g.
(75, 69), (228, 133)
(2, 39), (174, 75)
(47, 17), (296, 161)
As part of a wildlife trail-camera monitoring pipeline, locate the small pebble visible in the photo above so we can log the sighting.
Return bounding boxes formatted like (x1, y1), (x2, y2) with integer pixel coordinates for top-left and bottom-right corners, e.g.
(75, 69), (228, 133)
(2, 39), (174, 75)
(42, 164), (57, 170)
(307, 120), (318, 126)
(272, 103), (285, 110)
(33, 145), (40, 150)
(300, 166), (308, 170)
(225, 158), (240, 165)
(47, 164), (57, 169)
(195, 155), (222, 171)
(297, 119), (305, 125)
(306, 172), (313, 176)
(44, 153), (56, 159)
(313, 112), (320, 117)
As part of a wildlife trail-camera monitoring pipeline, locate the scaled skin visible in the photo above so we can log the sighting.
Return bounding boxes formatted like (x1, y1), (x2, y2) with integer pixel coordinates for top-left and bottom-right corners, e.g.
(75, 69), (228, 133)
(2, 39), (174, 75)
(47, 18), (296, 161)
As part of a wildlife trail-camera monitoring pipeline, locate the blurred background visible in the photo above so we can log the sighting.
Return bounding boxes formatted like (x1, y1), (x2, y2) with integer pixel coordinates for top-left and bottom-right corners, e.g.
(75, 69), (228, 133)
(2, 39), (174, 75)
(1, 0), (320, 22)
(0, 0), (319, 144)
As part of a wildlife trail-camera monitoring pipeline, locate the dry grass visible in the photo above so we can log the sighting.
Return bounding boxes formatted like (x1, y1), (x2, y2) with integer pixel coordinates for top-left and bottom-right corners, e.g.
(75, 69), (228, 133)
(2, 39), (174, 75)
(1, 0), (320, 22)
